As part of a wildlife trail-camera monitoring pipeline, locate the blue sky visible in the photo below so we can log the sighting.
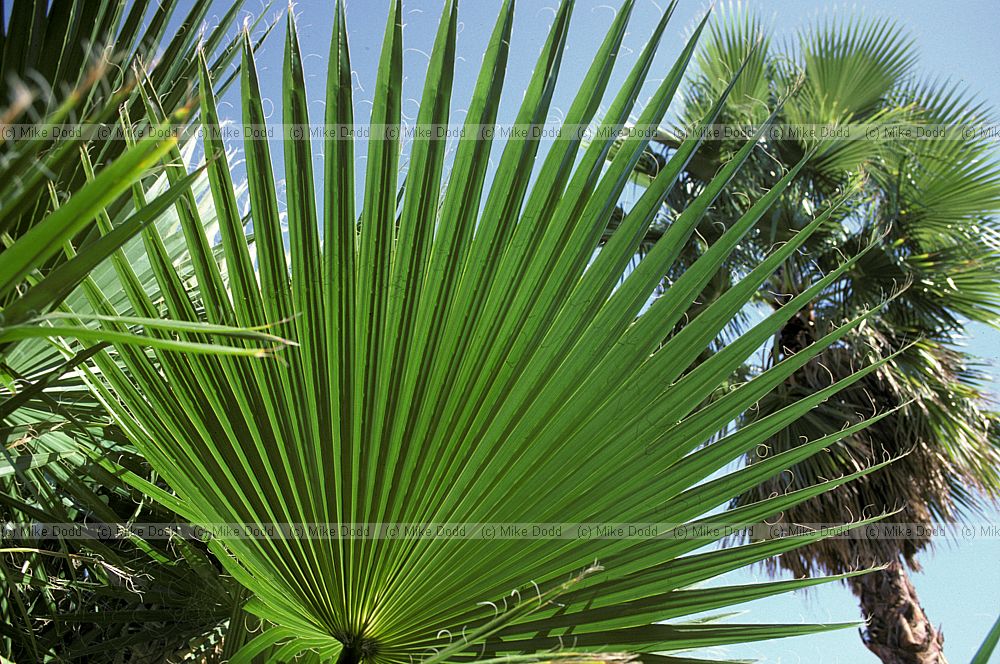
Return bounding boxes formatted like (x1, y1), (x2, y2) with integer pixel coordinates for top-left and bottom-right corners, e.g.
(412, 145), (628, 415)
(222, 0), (1000, 661)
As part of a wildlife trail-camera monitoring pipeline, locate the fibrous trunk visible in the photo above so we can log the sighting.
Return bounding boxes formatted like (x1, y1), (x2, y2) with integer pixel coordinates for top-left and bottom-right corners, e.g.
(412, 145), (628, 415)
(850, 559), (948, 664)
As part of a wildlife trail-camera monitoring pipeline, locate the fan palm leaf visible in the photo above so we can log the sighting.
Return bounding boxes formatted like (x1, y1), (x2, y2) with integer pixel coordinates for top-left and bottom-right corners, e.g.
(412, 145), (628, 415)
(66, 1), (902, 661)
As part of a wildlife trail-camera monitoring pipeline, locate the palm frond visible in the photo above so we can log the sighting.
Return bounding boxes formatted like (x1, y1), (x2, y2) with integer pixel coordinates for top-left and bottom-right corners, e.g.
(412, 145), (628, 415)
(64, 2), (902, 662)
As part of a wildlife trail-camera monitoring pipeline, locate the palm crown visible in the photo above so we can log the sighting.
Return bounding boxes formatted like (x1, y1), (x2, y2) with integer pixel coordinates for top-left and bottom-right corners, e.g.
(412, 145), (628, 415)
(645, 5), (1000, 576)
(624, 7), (1000, 662)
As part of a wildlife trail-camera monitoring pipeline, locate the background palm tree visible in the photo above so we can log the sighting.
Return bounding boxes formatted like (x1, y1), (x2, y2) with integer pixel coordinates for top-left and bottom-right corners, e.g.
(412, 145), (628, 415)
(624, 8), (1000, 664)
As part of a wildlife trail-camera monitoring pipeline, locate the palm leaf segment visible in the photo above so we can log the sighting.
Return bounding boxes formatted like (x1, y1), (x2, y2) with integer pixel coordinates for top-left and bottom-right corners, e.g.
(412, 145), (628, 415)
(79, 0), (896, 661)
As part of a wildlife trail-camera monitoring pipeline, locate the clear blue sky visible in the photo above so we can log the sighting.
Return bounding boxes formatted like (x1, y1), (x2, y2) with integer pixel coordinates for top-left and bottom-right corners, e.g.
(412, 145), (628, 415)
(216, 0), (1000, 661)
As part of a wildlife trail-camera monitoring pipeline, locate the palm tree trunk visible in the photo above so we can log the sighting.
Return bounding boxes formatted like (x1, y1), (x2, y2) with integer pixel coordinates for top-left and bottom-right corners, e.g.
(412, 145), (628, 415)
(850, 560), (948, 664)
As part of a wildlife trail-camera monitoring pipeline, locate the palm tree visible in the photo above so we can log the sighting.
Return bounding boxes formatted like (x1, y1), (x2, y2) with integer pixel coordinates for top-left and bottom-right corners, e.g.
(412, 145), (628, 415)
(40, 0), (930, 661)
(627, 8), (1000, 664)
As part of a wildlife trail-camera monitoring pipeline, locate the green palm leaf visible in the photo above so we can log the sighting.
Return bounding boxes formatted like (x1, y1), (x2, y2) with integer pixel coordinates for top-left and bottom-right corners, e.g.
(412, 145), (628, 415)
(67, 1), (900, 661)
(971, 614), (1000, 664)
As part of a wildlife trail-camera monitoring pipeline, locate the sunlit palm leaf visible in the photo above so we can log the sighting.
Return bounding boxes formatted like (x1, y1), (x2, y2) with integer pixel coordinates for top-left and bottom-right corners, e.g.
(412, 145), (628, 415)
(71, 1), (898, 661)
